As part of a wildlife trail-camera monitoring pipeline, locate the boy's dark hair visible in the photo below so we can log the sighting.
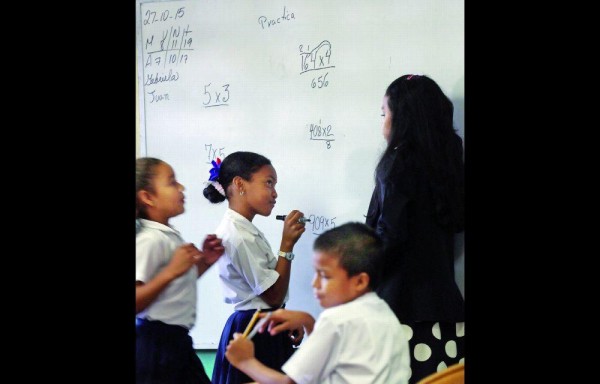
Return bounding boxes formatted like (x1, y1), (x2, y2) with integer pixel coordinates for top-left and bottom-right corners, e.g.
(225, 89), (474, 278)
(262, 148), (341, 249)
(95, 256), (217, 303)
(313, 222), (384, 289)
(203, 151), (272, 203)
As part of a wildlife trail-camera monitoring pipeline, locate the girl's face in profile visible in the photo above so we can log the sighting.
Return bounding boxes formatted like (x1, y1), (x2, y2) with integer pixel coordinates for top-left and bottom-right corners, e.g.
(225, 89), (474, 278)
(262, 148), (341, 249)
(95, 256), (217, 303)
(146, 162), (185, 224)
(244, 164), (278, 218)
(381, 95), (392, 143)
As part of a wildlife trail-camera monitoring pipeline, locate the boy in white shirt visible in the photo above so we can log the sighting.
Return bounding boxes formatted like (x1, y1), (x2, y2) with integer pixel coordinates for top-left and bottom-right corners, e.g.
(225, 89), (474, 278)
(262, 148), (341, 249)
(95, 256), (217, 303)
(225, 222), (410, 384)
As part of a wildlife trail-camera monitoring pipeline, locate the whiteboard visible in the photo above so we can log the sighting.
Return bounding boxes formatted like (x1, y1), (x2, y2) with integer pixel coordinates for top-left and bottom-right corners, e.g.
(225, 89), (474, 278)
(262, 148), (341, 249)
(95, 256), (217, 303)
(136, 0), (464, 349)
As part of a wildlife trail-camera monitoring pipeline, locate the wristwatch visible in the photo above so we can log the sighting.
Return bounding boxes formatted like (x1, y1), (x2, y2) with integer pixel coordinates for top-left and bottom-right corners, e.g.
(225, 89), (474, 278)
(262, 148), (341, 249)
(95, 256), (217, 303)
(278, 250), (295, 261)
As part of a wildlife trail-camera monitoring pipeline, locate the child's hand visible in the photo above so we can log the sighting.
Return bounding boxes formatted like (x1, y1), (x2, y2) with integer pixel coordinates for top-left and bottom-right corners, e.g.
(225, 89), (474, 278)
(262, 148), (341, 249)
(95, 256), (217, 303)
(280, 210), (306, 250)
(166, 243), (203, 277)
(289, 327), (305, 346)
(259, 309), (313, 342)
(199, 234), (225, 266)
(225, 332), (255, 367)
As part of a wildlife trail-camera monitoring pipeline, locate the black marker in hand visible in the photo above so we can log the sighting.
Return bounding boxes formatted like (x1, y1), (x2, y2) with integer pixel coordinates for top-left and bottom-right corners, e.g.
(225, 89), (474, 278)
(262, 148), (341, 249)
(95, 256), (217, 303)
(276, 215), (311, 223)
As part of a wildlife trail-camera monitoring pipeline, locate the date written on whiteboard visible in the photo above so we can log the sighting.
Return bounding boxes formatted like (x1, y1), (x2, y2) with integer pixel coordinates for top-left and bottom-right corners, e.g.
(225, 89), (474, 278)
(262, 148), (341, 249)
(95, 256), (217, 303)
(307, 214), (337, 236)
(142, 6), (186, 26)
(309, 119), (335, 149)
(203, 83), (230, 108)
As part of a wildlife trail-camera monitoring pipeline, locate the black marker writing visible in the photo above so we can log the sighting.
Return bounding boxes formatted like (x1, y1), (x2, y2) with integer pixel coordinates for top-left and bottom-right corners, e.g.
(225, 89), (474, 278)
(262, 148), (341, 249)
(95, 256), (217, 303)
(205, 144), (226, 164)
(258, 6), (296, 29)
(307, 214), (337, 236)
(142, 6), (185, 26)
(144, 24), (193, 70)
(203, 83), (230, 108)
(144, 69), (180, 86)
(299, 41), (335, 74)
(148, 90), (170, 103)
(311, 72), (329, 89)
(309, 119), (335, 149)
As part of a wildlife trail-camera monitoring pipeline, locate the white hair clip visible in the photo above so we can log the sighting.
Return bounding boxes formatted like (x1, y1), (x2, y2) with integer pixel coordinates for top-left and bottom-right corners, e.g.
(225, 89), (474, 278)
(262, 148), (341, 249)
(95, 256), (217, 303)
(209, 181), (226, 197)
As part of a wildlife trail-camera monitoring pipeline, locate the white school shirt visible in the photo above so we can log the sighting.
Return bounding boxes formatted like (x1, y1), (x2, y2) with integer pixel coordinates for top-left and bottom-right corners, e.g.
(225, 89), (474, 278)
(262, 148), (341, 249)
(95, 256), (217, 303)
(282, 292), (410, 384)
(215, 208), (286, 310)
(136, 219), (198, 329)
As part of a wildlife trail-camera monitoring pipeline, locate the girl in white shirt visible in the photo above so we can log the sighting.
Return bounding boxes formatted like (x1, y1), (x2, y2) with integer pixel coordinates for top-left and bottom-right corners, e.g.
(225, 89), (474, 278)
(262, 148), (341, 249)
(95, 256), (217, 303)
(136, 157), (225, 384)
(203, 151), (306, 384)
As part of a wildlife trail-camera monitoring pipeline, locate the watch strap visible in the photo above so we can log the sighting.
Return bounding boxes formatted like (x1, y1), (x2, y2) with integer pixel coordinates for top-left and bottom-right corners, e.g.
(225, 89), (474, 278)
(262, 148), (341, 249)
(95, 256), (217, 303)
(277, 250), (295, 261)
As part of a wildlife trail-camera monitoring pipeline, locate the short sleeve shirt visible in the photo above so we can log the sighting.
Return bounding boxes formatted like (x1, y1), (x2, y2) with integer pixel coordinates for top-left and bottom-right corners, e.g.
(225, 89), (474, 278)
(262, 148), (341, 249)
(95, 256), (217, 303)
(282, 292), (410, 384)
(136, 219), (198, 328)
(214, 208), (285, 310)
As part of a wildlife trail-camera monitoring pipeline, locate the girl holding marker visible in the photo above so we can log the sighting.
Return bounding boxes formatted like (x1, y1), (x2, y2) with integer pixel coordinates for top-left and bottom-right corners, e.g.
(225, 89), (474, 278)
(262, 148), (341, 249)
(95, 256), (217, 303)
(203, 151), (307, 384)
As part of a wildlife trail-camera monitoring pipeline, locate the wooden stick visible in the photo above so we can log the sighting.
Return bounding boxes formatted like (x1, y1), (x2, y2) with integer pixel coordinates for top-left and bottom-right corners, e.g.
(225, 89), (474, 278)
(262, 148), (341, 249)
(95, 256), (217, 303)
(242, 308), (261, 338)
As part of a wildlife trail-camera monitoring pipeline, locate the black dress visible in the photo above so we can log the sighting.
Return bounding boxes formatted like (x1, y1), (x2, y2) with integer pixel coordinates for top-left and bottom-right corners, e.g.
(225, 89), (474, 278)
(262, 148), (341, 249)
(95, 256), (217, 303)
(366, 151), (465, 383)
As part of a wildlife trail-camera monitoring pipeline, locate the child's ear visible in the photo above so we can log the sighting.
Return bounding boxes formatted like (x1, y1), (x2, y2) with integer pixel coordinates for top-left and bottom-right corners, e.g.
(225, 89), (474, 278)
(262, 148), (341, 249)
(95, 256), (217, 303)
(354, 272), (370, 292)
(232, 176), (245, 193)
(138, 190), (154, 207)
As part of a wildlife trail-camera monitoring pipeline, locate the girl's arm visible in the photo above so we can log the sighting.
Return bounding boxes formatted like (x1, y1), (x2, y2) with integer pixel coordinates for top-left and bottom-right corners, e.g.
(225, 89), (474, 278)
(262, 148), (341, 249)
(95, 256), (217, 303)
(136, 243), (202, 314)
(195, 234), (225, 277)
(260, 210), (305, 308)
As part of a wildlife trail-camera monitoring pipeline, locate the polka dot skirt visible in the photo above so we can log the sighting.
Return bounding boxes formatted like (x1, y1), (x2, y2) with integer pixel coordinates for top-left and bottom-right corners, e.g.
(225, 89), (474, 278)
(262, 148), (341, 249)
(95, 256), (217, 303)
(401, 321), (465, 384)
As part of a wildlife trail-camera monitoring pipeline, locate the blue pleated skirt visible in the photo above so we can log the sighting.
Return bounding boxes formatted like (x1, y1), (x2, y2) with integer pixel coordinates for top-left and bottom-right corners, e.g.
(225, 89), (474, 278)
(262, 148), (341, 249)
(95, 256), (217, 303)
(212, 308), (296, 384)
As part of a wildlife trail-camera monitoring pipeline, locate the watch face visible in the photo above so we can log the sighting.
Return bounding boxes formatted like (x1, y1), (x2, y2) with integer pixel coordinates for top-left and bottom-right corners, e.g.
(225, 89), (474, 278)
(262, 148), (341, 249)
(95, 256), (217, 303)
(279, 251), (294, 261)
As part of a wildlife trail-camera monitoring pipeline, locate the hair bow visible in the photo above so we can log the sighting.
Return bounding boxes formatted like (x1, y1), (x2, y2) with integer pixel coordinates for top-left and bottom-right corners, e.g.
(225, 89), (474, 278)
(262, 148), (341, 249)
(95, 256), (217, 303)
(208, 157), (222, 181)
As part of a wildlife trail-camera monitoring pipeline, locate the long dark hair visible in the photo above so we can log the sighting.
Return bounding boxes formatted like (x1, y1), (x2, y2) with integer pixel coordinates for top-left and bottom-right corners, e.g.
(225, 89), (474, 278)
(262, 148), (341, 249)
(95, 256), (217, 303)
(376, 74), (464, 232)
(203, 151), (272, 203)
